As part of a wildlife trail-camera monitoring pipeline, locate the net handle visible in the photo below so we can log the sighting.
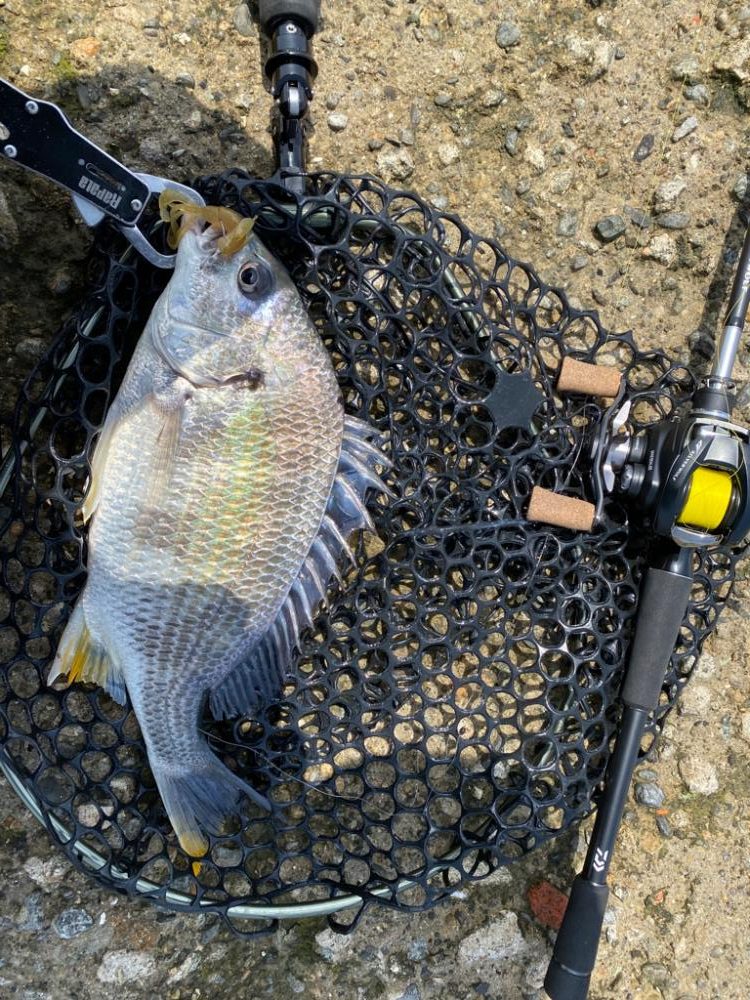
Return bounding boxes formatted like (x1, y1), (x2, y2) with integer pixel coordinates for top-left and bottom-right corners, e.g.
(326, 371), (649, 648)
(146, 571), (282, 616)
(258, 0), (321, 35)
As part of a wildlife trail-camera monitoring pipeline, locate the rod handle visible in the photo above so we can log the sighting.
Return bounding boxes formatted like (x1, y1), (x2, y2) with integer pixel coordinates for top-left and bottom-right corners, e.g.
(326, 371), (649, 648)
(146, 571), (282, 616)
(258, 0), (320, 35)
(544, 877), (610, 1000)
(621, 564), (692, 712)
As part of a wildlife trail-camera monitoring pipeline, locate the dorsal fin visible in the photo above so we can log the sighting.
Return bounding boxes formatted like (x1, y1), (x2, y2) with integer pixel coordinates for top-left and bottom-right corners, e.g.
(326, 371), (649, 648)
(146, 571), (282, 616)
(209, 417), (390, 720)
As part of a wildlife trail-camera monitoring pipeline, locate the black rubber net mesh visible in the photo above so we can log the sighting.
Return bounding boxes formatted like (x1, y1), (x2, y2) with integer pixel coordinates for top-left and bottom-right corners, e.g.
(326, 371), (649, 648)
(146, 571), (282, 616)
(0, 171), (737, 934)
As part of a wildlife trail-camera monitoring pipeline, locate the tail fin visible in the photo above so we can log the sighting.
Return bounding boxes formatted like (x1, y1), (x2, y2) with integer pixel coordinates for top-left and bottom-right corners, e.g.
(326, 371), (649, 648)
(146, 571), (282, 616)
(48, 600), (126, 705)
(151, 753), (271, 857)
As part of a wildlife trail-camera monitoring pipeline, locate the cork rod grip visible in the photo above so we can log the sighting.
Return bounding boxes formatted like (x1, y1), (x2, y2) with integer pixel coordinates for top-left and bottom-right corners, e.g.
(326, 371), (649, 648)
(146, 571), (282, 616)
(527, 487), (596, 532)
(557, 358), (622, 398)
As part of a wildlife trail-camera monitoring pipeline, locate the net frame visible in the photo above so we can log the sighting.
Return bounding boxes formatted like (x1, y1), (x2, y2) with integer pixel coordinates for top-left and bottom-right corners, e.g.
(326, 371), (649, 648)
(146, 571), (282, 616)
(0, 171), (736, 935)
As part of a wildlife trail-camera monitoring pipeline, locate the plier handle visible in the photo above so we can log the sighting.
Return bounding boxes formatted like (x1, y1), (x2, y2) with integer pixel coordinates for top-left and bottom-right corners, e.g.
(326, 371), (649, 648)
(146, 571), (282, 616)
(0, 78), (204, 268)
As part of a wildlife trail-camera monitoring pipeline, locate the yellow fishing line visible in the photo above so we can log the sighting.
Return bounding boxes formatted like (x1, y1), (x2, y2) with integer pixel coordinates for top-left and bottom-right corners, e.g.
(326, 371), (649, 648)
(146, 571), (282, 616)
(678, 467), (733, 531)
(158, 189), (255, 257)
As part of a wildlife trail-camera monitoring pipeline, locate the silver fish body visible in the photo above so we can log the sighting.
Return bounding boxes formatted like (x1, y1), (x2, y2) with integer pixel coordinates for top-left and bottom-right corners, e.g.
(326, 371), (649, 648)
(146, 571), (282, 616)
(50, 222), (388, 854)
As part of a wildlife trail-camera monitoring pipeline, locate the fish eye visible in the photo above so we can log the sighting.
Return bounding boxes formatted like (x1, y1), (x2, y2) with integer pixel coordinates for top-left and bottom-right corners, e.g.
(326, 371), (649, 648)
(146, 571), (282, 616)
(238, 261), (272, 297)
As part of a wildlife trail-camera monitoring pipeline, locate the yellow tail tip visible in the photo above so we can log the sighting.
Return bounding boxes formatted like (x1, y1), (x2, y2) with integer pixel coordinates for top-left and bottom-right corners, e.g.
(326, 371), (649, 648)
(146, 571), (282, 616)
(178, 829), (209, 860)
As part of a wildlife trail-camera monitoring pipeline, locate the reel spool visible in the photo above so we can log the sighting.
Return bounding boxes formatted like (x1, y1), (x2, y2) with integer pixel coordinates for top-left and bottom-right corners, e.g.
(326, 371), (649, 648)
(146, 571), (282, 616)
(0, 171), (737, 934)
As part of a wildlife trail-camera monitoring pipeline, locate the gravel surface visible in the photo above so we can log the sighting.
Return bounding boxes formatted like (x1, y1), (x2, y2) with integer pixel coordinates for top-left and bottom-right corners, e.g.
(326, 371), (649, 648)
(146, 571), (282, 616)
(2, 1), (750, 998)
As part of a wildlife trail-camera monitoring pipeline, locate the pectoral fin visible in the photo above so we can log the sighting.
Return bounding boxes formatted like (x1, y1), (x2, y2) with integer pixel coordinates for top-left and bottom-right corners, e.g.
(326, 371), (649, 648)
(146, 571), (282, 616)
(79, 404), (121, 524)
(145, 402), (185, 509)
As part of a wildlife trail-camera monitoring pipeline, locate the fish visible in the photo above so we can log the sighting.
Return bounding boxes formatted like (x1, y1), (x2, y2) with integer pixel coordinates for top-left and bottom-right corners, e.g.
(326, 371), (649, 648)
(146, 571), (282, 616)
(49, 195), (390, 856)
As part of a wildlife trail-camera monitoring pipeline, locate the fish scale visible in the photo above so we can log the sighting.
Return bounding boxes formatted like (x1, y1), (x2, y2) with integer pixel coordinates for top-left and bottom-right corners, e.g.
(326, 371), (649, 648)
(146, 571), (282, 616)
(49, 218), (389, 855)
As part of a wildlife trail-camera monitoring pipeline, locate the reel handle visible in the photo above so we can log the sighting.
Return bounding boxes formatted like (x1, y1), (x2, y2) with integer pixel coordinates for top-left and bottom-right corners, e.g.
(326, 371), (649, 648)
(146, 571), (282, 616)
(258, 0), (321, 35)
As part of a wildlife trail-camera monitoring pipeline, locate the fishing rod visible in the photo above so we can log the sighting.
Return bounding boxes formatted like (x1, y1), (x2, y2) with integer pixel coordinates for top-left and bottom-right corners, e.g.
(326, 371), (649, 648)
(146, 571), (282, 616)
(537, 217), (750, 999)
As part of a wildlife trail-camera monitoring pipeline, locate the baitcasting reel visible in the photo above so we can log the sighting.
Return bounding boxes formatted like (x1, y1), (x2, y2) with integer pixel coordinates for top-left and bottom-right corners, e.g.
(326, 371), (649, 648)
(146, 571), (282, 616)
(597, 380), (750, 550)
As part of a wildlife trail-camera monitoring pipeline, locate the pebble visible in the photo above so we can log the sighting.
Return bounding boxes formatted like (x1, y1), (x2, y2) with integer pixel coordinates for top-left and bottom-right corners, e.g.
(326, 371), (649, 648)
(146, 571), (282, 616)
(642, 234), (677, 266)
(76, 84), (94, 110)
(740, 712), (750, 742)
(685, 83), (710, 106)
(368, 138), (384, 151)
(672, 116), (698, 142)
(678, 682), (711, 716)
(52, 908), (93, 940)
(97, 951), (157, 985)
(635, 782), (665, 808)
(14, 337), (46, 363)
(654, 177), (686, 212)
(634, 133), (655, 162)
(656, 815), (673, 838)
(505, 128), (520, 156)
(590, 40), (616, 78)
(394, 987), (421, 1000)
(642, 962), (677, 991)
(713, 41), (750, 83)
(524, 145), (546, 173)
(636, 768), (659, 781)
(571, 255), (588, 271)
(17, 894), (44, 932)
(595, 215), (626, 243)
(185, 110), (203, 132)
(233, 2), (254, 37)
(327, 112), (349, 132)
(734, 173), (749, 201)
(625, 205), (652, 229)
(433, 92), (452, 107)
(458, 911), (528, 964)
(678, 756), (719, 795)
(657, 211), (691, 230)
(325, 93), (342, 110)
(70, 36), (100, 62)
(407, 939), (429, 961)
(496, 21), (521, 49)
(175, 72), (195, 88)
(483, 89), (505, 107)
(22, 857), (68, 891)
(438, 143), (460, 166)
(557, 210), (578, 237)
(670, 55), (702, 84)
(314, 928), (352, 962)
(138, 136), (167, 166)
(167, 954), (202, 983)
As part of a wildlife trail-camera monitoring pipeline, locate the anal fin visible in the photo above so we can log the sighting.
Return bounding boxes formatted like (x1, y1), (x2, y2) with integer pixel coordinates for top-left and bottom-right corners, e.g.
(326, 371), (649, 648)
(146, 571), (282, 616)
(48, 601), (126, 705)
